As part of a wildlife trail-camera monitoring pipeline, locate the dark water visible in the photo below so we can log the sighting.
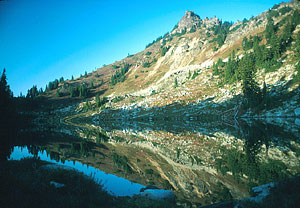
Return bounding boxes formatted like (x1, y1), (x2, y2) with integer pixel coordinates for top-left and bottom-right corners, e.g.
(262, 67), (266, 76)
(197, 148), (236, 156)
(7, 117), (300, 204)
(9, 146), (145, 197)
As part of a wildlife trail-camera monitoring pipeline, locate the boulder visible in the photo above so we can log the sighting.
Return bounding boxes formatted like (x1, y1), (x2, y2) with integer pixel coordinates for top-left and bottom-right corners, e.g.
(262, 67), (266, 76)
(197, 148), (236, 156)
(139, 188), (175, 202)
(50, 181), (65, 188)
(294, 108), (300, 117)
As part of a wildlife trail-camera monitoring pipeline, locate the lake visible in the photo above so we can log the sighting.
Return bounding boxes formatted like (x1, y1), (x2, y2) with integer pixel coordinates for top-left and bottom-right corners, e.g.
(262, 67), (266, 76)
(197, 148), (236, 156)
(8, 117), (300, 205)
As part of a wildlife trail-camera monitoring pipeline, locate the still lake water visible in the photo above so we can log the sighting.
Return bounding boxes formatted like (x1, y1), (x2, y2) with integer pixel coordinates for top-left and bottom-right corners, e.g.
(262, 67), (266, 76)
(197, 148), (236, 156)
(8, 117), (300, 204)
(9, 146), (145, 197)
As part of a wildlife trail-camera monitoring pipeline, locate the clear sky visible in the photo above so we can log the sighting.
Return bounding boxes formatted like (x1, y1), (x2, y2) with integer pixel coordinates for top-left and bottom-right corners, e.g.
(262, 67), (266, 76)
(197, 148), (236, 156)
(0, 0), (286, 95)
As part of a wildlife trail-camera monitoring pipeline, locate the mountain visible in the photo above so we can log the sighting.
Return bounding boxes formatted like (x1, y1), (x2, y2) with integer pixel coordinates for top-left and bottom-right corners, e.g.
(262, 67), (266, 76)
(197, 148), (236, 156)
(13, 1), (300, 207)
(37, 0), (300, 120)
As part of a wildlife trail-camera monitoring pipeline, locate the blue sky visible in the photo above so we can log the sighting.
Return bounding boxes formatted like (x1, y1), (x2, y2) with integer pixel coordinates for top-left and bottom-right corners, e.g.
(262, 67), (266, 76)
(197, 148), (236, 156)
(0, 0), (285, 95)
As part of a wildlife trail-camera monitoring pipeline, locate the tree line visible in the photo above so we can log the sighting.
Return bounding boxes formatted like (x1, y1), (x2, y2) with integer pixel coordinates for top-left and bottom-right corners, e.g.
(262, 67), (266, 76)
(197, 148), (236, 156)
(213, 9), (300, 110)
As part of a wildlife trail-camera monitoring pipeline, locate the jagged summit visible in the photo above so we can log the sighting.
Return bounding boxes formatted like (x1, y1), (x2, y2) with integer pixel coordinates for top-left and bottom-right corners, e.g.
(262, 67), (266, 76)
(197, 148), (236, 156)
(202, 16), (221, 28)
(172, 10), (222, 34)
(173, 10), (201, 33)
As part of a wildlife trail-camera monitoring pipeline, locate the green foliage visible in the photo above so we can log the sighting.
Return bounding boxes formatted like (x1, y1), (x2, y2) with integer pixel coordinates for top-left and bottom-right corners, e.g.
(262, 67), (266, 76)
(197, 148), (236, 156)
(82, 100), (92, 112)
(112, 96), (124, 103)
(27, 85), (39, 98)
(69, 86), (79, 97)
(0, 68), (15, 141)
(56, 90), (62, 97)
(211, 21), (233, 47)
(79, 84), (89, 98)
(112, 65), (120, 69)
(187, 70), (191, 79)
(112, 152), (132, 174)
(95, 95), (108, 108)
(268, 10), (280, 19)
(59, 77), (64, 83)
(145, 51), (152, 56)
(110, 63), (131, 85)
(173, 28), (186, 37)
(46, 79), (59, 91)
(191, 70), (199, 79)
(145, 35), (163, 48)
(230, 24), (241, 32)
(265, 18), (277, 44)
(176, 148), (181, 159)
(174, 77), (178, 88)
(213, 59), (225, 76)
(242, 36), (254, 51)
(272, 4), (280, 10)
(150, 90), (157, 96)
(239, 54), (261, 109)
(279, 6), (292, 15)
(161, 46), (171, 56)
(216, 145), (289, 184)
(1, 158), (120, 208)
(142, 62), (151, 68)
(189, 25), (196, 33)
(90, 80), (94, 88)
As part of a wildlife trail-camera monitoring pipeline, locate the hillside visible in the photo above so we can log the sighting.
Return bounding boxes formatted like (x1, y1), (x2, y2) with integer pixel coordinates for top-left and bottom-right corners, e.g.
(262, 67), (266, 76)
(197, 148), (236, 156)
(31, 1), (300, 120)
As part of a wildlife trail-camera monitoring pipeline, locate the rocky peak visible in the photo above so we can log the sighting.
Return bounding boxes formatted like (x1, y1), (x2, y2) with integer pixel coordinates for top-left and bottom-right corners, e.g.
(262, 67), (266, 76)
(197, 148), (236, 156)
(202, 16), (221, 28)
(174, 10), (202, 33)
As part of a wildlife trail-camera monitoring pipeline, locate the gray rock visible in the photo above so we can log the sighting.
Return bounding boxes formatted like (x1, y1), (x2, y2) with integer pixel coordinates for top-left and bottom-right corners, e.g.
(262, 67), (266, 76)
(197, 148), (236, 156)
(50, 181), (65, 188)
(139, 189), (175, 201)
(294, 108), (300, 117)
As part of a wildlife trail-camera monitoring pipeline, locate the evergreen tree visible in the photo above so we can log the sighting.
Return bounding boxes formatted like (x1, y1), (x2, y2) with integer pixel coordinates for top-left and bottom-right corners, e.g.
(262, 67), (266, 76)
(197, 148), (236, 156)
(174, 77), (178, 88)
(0, 68), (12, 110)
(270, 34), (281, 59)
(0, 68), (16, 159)
(295, 32), (300, 59)
(225, 57), (236, 82)
(239, 54), (261, 109)
(95, 94), (100, 107)
(187, 70), (191, 79)
(265, 18), (276, 44)
(27, 85), (38, 99)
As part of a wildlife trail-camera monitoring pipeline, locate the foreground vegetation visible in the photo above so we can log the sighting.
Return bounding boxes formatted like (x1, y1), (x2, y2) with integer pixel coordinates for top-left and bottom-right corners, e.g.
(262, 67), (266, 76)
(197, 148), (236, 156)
(0, 158), (177, 208)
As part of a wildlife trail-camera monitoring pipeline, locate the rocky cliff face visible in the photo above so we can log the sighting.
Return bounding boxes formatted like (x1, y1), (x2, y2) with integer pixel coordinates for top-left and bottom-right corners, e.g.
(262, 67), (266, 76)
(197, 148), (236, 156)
(173, 11), (202, 33)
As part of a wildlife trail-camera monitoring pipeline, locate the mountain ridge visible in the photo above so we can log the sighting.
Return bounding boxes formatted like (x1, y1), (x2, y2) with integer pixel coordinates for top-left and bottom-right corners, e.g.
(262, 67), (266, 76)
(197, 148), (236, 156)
(28, 1), (300, 120)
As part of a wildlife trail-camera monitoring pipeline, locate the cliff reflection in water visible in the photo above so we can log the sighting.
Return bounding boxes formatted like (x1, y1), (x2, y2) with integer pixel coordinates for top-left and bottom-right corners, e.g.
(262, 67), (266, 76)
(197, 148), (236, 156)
(91, 116), (300, 204)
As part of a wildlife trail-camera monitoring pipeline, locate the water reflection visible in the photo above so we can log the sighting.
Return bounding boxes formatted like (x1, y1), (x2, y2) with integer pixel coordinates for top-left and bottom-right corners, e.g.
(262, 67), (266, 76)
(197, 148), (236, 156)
(7, 116), (300, 205)
(9, 146), (145, 197)
(91, 116), (300, 203)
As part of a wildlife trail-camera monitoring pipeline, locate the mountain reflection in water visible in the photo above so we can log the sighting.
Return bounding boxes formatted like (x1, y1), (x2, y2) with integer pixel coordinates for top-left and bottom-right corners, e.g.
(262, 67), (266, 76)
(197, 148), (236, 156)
(8, 117), (300, 205)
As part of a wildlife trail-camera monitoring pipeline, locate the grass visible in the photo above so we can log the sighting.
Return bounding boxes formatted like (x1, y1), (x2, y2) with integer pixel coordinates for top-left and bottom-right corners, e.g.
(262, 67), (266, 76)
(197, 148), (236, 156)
(240, 176), (300, 208)
(0, 158), (178, 208)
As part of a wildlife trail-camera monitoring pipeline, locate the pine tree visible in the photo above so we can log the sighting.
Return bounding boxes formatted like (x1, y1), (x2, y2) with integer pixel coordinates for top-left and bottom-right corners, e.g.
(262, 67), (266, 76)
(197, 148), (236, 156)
(239, 54), (261, 109)
(174, 77), (178, 88)
(188, 70), (191, 79)
(270, 34), (281, 59)
(95, 94), (100, 107)
(0, 68), (12, 109)
(0, 68), (15, 155)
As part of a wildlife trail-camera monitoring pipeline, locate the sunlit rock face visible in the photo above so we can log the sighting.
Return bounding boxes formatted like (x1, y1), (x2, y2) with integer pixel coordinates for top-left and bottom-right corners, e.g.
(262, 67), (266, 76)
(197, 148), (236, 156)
(174, 11), (202, 33)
